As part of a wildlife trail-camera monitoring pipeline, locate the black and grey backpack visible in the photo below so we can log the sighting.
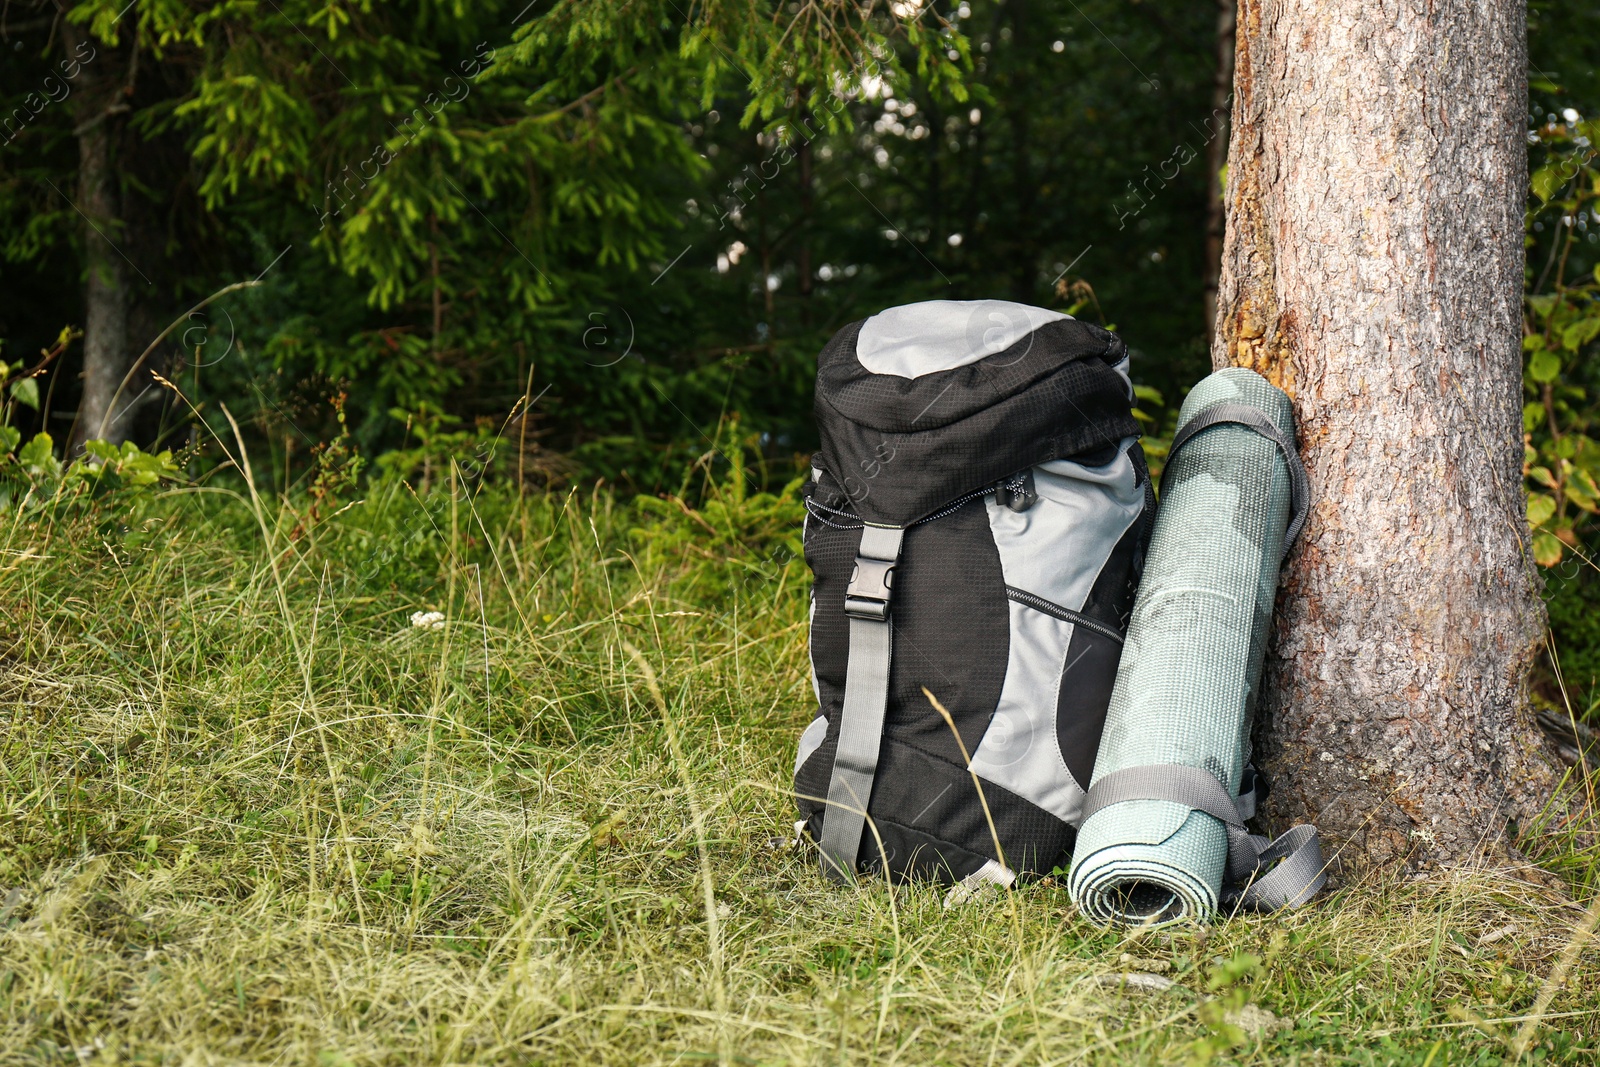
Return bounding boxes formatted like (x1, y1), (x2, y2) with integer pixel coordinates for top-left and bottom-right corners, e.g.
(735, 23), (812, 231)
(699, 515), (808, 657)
(793, 299), (1154, 887)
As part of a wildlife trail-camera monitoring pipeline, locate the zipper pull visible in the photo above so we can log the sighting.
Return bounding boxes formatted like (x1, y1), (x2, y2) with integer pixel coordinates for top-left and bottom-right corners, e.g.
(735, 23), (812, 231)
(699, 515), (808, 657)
(994, 469), (1037, 512)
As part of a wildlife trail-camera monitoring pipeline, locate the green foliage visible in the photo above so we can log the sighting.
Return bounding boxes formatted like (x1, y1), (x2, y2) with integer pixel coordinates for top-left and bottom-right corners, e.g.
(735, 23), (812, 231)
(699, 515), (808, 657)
(0, 327), (182, 510)
(0, 429), (181, 512)
(1544, 563), (1600, 709)
(1131, 383), (1175, 482)
(374, 404), (497, 489)
(628, 417), (807, 605)
(3, 0), (1228, 490)
(1186, 952), (1264, 1064)
(1523, 110), (1600, 568)
(0, 328), (63, 428)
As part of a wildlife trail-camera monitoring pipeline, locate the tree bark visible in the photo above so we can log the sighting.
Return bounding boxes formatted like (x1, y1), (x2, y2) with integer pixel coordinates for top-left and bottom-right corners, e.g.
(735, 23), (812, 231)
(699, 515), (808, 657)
(66, 20), (133, 452)
(797, 137), (813, 304)
(1214, 0), (1563, 870)
(1004, 0), (1034, 302)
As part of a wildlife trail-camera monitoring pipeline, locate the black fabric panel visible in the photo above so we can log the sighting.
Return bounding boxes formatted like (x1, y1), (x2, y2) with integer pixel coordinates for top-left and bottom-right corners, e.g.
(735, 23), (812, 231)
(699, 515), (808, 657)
(797, 734), (1076, 882)
(801, 468), (859, 747)
(796, 480), (1006, 786)
(1127, 441), (1157, 584)
(794, 481), (1011, 875)
(1068, 441), (1123, 469)
(1055, 626), (1123, 792)
(813, 320), (1140, 526)
(794, 733), (835, 821)
(854, 822), (993, 883)
(883, 496), (1008, 764)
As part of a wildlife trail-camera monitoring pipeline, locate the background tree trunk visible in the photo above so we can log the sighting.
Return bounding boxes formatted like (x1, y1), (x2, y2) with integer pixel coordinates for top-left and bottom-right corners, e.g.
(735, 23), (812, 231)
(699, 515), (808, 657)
(65, 19), (133, 453)
(1201, 0), (1234, 334)
(1213, 0), (1564, 870)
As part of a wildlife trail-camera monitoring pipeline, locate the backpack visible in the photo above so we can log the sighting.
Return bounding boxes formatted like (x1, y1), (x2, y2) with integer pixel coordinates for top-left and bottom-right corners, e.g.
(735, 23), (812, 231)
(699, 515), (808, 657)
(792, 299), (1154, 886)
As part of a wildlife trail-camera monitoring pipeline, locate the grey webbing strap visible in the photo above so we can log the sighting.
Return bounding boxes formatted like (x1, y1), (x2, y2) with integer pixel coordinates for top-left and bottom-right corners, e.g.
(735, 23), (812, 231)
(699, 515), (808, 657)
(820, 524), (905, 881)
(1235, 763), (1263, 821)
(1082, 763), (1327, 911)
(1233, 824), (1324, 910)
(1159, 401), (1311, 560)
(1081, 763), (1244, 826)
(1081, 764), (1261, 882)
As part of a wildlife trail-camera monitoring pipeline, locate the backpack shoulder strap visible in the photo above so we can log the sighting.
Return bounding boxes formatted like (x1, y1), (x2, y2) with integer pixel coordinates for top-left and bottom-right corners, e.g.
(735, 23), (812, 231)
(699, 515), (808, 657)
(819, 523), (905, 881)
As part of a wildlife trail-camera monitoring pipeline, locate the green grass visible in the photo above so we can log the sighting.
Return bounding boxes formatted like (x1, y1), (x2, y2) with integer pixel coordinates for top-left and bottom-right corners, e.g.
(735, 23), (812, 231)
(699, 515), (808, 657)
(1, 460), (1598, 1065)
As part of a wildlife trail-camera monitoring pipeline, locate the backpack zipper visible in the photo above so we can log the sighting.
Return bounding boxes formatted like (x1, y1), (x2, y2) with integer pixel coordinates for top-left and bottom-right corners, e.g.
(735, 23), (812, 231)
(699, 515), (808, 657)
(912, 485), (995, 524)
(1005, 586), (1125, 644)
(803, 483), (994, 530)
(803, 497), (868, 529)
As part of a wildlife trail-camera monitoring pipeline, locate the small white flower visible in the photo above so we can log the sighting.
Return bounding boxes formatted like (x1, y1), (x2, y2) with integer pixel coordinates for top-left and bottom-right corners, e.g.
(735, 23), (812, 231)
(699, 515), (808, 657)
(410, 610), (446, 630)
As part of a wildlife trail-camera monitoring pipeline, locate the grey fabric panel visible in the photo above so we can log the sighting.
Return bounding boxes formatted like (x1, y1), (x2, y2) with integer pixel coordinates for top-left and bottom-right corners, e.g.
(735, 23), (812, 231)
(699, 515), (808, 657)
(795, 714), (828, 777)
(968, 599), (1087, 824)
(807, 593), (820, 706)
(1108, 353), (1133, 401)
(971, 435), (1142, 826)
(855, 300), (1070, 379)
(985, 436), (1145, 613)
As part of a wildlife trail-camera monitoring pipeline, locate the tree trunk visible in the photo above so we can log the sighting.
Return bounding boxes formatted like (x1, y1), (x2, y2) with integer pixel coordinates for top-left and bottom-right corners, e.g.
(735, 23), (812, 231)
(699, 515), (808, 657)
(797, 137), (813, 305)
(1200, 0), (1234, 334)
(1004, 0), (1034, 303)
(1214, 0), (1563, 870)
(66, 20), (133, 453)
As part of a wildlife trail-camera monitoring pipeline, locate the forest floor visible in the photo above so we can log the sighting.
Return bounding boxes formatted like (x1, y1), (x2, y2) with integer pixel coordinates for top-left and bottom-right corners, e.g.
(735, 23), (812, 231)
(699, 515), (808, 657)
(1, 460), (1597, 1065)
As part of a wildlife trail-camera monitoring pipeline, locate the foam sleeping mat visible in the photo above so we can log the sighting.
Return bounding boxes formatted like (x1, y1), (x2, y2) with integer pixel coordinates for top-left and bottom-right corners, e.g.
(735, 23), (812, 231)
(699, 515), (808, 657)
(1068, 368), (1301, 925)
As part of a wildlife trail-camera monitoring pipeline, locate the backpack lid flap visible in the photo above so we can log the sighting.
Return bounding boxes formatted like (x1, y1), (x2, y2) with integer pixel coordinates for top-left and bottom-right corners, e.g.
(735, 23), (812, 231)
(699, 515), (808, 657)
(814, 302), (1139, 525)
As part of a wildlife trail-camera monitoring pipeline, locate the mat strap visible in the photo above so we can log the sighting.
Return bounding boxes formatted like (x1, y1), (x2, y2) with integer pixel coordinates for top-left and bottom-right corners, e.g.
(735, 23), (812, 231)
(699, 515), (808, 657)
(1160, 401), (1310, 562)
(1081, 764), (1327, 910)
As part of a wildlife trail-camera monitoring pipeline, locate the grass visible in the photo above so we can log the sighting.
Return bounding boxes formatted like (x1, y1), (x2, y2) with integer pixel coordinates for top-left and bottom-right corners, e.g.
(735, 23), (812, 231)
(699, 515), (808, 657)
(1, 452), (1598, 1065)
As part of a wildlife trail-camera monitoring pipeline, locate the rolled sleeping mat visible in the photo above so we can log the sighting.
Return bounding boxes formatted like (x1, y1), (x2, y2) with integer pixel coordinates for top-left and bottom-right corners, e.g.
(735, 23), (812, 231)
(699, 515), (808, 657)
(1067, 367), (1325, 926)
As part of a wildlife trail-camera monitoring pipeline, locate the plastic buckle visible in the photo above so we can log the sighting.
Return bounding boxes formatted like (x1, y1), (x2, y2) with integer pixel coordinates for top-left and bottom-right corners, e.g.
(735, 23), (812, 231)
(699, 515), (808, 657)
(844, 556), (896, 620)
